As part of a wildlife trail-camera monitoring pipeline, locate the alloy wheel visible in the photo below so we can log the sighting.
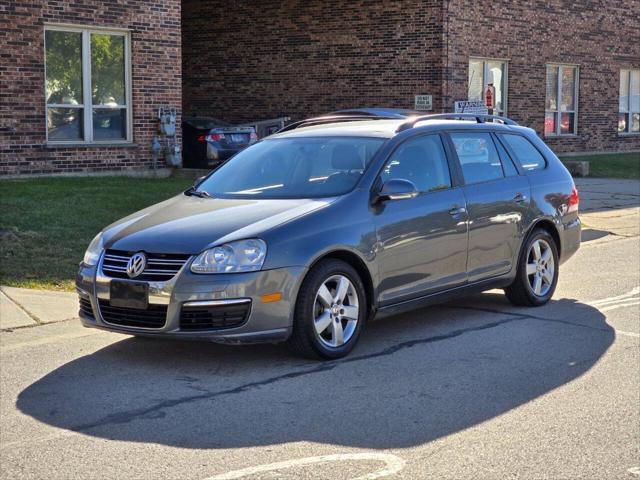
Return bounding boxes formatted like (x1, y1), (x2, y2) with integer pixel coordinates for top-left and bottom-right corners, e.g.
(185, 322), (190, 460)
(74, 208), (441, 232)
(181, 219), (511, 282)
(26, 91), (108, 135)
(313, 274), (359, 348)
(526, 239), (555, 297)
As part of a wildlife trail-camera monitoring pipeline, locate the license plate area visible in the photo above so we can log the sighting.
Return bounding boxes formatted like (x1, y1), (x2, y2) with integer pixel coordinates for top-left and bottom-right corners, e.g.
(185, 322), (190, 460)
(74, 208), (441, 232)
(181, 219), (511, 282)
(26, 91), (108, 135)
(230, 134), (246, 143)
(110, 280), (149, 310)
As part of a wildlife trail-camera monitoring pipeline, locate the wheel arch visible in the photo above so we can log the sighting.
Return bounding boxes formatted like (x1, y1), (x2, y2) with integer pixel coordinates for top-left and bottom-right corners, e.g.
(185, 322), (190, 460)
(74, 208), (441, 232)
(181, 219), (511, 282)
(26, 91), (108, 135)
(527, 218), (562, 259)
(306, 249), (376, 318)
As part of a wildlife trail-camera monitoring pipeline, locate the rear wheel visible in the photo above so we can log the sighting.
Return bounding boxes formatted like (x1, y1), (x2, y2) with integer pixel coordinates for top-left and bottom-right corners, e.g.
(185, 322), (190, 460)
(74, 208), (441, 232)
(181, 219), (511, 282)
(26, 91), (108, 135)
(505, 229), (559, 306)
(287, 259), (366, 359)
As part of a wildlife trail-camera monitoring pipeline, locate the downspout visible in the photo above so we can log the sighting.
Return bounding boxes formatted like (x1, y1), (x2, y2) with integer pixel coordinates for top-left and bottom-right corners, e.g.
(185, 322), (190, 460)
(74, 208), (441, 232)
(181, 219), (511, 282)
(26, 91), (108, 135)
(442, 0), (450, 113)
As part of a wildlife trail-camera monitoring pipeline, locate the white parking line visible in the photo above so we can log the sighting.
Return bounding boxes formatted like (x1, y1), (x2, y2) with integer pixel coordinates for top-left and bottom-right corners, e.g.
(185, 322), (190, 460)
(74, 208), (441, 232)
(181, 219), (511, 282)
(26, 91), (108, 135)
(589, 287), (639, 304)
(583, 287), (640, 338)
(204, 452), (406, 480)
(600, 301), (640, 313)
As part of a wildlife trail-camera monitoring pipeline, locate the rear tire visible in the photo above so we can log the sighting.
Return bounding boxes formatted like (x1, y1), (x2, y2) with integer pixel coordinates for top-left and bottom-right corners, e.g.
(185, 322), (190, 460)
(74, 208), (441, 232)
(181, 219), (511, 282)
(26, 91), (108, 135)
(505, 229), (559, 307)
(287, 259), (367, 360)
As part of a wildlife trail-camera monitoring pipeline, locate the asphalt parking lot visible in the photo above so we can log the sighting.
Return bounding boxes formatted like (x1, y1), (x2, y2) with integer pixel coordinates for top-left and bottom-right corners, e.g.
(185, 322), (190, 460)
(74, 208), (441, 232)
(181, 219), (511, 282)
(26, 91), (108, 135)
(1, 178), (639, 480)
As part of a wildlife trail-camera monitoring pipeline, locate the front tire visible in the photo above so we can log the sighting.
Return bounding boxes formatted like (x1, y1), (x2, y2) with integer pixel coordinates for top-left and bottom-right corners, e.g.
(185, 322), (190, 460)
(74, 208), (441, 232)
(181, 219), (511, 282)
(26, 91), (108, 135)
(287, 259), (367, 359)
(505, 229), (559, 306)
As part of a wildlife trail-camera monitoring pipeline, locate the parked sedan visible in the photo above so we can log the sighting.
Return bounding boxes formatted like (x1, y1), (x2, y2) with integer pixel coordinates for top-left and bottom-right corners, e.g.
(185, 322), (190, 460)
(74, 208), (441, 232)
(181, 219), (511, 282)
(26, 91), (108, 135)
(182, 116), (257, 168)
(78, 113), (581, 359)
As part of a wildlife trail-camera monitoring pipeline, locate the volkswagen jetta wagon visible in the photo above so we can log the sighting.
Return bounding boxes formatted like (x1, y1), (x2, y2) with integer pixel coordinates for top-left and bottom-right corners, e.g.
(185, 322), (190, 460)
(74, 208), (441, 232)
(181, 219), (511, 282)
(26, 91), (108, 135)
(77, 113), (581, 359)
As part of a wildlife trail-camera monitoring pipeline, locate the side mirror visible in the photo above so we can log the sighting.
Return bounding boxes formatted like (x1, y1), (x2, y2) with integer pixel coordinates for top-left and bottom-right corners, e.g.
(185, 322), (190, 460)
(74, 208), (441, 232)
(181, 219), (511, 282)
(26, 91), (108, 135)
(376, 179), (419, 202)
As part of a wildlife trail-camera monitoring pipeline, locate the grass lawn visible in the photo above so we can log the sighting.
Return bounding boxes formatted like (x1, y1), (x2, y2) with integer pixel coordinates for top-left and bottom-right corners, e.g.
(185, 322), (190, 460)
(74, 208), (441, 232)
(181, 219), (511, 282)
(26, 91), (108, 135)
(0, 176), (192, 291)
(560, 152), (640, 179)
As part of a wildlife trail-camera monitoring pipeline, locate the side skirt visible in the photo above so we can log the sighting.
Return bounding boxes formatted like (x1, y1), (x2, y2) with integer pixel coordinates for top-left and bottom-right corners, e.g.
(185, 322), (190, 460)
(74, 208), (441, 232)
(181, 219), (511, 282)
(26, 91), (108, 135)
(374, 276), (514, 318)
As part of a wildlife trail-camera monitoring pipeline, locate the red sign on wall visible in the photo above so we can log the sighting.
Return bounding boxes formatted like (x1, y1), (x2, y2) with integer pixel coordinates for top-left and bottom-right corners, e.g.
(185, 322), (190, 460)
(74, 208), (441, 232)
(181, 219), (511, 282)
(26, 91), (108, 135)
(484, 84), (496, 109)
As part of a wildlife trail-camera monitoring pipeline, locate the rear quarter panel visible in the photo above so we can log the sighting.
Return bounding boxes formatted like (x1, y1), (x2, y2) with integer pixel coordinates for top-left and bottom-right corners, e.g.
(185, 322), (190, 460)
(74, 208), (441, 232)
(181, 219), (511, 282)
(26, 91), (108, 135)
(519, 130), (580, 263)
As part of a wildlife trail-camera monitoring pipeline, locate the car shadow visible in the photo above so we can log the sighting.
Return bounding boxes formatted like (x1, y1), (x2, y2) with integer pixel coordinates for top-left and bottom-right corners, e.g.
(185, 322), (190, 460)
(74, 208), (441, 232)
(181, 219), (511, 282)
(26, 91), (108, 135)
(16, 293), (614, 450)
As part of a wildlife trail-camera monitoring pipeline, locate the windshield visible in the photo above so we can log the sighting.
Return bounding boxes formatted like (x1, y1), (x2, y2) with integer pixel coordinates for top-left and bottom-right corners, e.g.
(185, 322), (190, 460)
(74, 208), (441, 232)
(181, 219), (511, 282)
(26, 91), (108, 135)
(196, 137), (386, 199)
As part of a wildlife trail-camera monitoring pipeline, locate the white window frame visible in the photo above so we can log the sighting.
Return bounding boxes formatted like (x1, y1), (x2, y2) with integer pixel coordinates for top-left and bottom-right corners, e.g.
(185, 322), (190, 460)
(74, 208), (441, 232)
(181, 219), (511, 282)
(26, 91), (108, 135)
(619, 68), (640, 135)
(468, 57), (509, 115)
(545, 64), (579, 137)
(44, 24), (132, 145)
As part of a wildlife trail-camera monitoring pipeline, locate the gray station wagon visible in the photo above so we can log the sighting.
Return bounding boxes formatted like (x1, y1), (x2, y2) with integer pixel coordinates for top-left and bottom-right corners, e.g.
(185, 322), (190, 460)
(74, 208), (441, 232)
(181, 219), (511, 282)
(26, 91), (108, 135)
(77, 113), (581, 359)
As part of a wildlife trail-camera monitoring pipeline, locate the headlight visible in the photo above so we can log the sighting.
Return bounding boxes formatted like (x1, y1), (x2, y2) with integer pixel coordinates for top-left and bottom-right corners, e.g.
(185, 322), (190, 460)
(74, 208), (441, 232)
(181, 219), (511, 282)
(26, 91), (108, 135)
(191, 239), (267, 274)
(83, 232), (104, 266)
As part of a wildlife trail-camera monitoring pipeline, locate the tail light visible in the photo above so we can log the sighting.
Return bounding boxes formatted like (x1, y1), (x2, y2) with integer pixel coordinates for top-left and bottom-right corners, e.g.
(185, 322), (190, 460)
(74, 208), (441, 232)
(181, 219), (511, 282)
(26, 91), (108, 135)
(250, 132), (258, 142)
(206, 133), (225, 142)
(567, 185), (579, 213)
(196, 134), (206, 142)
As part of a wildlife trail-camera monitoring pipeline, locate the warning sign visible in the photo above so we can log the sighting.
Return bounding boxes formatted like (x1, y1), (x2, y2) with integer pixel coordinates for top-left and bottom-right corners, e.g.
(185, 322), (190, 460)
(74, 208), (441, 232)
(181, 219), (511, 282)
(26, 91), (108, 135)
(454, 101), (488, 115)
(414, 95), (433, 111)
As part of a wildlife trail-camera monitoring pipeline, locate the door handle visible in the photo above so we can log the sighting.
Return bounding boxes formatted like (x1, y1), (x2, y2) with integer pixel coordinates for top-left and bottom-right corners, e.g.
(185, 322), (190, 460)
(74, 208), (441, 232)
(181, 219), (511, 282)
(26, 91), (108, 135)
(514, 193), (526, 203)
(449, 206), (466, 216)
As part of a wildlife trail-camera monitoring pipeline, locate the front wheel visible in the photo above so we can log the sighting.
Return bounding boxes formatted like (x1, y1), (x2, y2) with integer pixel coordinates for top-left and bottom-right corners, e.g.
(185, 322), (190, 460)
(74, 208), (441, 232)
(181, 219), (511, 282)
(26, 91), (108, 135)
(287, 259), (367, 359)
(505, 229), (559, 306)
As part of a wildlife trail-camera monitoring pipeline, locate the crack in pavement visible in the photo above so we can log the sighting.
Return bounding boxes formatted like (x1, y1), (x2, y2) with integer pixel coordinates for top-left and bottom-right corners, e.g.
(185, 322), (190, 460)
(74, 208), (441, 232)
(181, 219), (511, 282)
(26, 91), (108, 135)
(446, 305), (612, 333)
(0, 317), (76, 333)
(70, 314), (530, 433)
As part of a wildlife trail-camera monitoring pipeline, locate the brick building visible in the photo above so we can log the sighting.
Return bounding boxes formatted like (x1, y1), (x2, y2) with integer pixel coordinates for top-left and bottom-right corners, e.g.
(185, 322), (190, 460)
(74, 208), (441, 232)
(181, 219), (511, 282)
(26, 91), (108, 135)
(183, 0), (640, 155)
(0, 0), (181, 176)
(1, 0), (638, 176)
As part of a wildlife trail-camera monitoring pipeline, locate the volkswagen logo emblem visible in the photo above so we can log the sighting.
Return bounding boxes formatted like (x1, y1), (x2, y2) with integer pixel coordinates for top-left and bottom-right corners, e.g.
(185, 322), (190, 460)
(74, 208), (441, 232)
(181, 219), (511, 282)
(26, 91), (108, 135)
(126, 252), (147, 278)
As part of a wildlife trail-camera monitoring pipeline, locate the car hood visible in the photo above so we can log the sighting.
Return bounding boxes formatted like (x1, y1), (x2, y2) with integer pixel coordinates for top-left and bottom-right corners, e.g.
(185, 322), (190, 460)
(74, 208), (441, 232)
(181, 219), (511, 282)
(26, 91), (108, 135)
(103, 194), (333, 254)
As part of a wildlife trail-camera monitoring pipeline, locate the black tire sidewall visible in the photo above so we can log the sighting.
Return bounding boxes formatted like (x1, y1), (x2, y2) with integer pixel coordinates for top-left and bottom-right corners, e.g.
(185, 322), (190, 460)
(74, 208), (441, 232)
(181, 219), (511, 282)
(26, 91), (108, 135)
(520, 230), (559, 305)
(298, 260), (367, 359)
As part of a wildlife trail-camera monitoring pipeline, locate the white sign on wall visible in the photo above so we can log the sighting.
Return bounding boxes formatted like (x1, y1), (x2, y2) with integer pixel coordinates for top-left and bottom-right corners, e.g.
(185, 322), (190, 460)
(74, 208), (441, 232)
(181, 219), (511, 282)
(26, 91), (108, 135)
(454, 101), (488, 115)
(414, 95), (433, 111)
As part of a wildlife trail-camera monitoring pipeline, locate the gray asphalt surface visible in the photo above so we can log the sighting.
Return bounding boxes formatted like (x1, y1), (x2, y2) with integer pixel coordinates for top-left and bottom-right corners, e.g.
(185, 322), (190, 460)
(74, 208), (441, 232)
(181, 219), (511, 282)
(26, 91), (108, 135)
(1, 199), (639, 479)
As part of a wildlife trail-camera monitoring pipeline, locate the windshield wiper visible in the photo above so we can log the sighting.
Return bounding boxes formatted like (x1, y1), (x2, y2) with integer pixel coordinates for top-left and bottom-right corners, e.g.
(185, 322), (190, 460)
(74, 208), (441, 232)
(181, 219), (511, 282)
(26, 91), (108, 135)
(184, 187), (212, 198)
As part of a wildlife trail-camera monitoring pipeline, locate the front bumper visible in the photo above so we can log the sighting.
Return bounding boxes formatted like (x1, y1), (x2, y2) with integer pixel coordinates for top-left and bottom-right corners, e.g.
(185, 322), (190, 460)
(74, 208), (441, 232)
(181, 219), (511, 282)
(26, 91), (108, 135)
(76, 259), (306, 344)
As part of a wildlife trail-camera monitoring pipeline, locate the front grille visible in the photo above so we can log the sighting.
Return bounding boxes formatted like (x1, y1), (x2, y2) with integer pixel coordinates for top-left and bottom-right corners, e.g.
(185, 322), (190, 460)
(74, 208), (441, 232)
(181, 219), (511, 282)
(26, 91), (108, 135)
(79, 296), (94, 319)
(102, 249), (190, 282)
(180, 302), (251, 331)
(98, 299), (167, 329)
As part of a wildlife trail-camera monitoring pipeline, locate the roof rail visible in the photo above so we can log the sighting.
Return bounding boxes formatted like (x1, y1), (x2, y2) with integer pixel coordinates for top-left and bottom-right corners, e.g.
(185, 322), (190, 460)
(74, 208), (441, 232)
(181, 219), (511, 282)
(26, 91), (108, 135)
(277, 114), (398, 133)
(396, 113), (518, 132)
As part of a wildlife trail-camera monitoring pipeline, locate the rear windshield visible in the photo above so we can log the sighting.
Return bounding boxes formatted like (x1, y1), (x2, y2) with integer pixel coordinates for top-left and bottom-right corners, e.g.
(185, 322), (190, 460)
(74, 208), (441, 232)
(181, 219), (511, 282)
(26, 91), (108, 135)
(196, 137), (385, 199)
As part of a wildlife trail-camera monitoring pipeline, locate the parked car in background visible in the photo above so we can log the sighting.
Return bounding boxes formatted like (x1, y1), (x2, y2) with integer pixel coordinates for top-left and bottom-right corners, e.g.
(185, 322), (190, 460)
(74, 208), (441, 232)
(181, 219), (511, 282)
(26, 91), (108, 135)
(182, 116), (257, 168)
(78, 113), (581, 360)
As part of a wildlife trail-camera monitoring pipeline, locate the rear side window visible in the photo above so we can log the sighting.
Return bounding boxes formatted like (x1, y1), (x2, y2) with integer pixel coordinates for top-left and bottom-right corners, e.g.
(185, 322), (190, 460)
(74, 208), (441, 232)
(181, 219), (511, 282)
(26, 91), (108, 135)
(449, 132), (504, 184)
(381, 134), (451, 193)
(499, 134), (546, 171)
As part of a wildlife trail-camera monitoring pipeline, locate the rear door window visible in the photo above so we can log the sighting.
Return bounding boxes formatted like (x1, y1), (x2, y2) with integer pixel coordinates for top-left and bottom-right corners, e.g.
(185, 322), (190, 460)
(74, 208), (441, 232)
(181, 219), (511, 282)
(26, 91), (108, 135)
(381, 134), (452, 193)
(498, 134), (546, 171)
(449, 132), (504, 184)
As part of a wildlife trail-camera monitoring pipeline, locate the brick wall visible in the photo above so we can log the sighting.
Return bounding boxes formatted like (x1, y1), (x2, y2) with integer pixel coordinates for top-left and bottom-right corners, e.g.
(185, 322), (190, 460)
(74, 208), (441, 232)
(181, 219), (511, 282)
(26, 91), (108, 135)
(0, 0), (182, 176)
(444, 0), (640, 153)
(184, 0), (639, 155)
(182, 0), (445, 123)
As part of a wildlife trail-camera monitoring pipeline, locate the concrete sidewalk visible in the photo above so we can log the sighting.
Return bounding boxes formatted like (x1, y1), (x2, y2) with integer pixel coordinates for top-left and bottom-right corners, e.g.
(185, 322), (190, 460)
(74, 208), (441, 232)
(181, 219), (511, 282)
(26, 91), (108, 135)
(576, 178), (640, 239)
(0, 178), (637, 331)
(0, 286), (77, 330)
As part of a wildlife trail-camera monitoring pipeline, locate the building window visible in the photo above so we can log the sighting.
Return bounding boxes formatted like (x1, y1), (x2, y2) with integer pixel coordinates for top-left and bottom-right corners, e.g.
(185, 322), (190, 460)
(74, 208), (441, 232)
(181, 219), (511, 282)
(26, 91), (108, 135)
(45, 26), (131, 143)
(545, 64), (578, 136)
(468, 59), (508, 115)
(619, 69), (640, 134)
